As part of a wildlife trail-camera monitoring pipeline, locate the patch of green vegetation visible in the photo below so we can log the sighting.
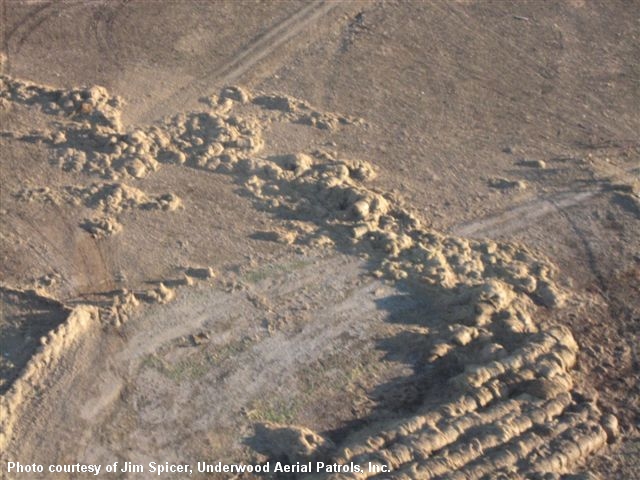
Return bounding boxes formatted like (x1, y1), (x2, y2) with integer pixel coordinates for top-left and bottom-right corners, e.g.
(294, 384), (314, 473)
(242, 258), (314, 284)
(296, 344), (382, 395)
(141, 354), (165, 371)
(242, 346), (386, 426)
(141, 337), (255, 383)
(208, 337), (253, 363)
(246, 397), (300, 424)
(142, 351), (216, 381)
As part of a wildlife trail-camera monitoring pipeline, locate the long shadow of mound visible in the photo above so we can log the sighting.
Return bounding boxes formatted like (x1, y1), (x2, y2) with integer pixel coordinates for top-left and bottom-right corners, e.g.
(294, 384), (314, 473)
(0, 287), (69, 395)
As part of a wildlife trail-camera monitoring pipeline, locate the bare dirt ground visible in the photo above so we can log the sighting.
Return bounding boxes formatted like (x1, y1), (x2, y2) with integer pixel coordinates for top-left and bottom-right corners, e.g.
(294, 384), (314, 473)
(1, 1), (639, 479)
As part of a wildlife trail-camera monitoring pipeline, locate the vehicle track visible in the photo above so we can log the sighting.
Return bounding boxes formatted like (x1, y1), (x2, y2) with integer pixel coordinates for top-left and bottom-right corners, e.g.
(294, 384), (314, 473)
(452, 189), (601, 237)
(7, 207), (113, 296)
(138, 0), (338, 122)
(453, 160), (638, 238)
(2, 1), (83, 74)
(88, 0), (128, 71)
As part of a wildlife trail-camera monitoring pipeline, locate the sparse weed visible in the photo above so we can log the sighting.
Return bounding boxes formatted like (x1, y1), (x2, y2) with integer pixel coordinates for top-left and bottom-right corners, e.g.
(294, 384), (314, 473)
(246, 397), (299, 424)
(242, 259), (313, 284)
(141, 337), (254, 382)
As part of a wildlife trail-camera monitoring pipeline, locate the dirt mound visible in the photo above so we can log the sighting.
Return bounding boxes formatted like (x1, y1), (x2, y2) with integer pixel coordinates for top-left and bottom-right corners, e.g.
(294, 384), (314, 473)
(0, 286), (69, 395)
(0, 303), (99, 451)
(0, 74), (622, 479)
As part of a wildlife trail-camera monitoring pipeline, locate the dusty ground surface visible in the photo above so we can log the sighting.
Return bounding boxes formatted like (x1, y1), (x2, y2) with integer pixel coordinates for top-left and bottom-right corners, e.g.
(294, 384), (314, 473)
(1, 1), (639, 479)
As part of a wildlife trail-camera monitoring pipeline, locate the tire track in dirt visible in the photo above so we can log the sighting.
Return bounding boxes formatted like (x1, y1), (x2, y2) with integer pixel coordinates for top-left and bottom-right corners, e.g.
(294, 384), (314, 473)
(3, 2), (52, 52)
(453, 160), (638, 238)
(2, 1), (83, 74)
(8, 206), (113, 296)
(139, 0), (338, 122)
(452, 189), (601, 237)
(87, 0), (128, 71)
(451, 174), (637, 297)
(3, 0), (125, 75)
(50, 202), (115, 295)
